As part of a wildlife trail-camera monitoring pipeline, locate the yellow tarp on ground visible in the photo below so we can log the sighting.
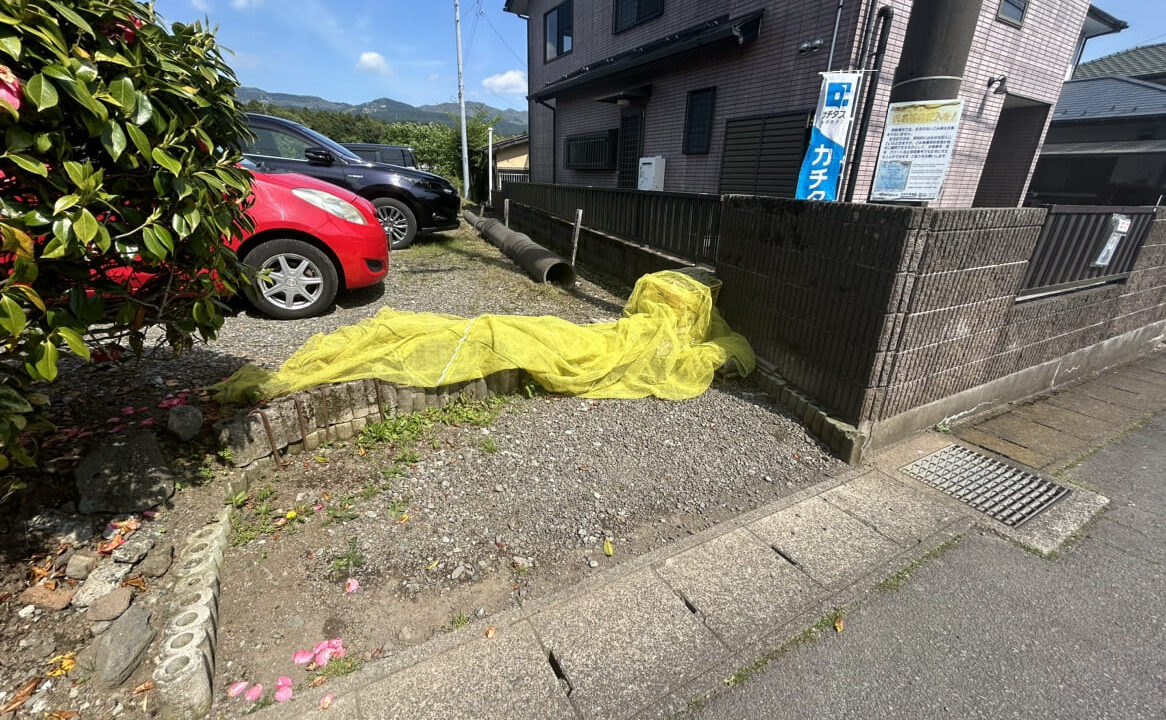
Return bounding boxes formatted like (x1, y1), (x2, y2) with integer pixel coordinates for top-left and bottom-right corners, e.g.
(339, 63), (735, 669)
(213, 270), (755, 404)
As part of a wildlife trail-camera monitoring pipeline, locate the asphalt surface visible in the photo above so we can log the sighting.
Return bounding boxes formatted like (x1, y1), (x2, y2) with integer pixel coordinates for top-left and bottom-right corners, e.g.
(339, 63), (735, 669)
(691, 411), (1166, 720)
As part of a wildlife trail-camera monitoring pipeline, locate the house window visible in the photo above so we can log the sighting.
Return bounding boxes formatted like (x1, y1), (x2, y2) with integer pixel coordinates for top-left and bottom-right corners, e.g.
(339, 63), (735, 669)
(683, 88), (716, 155)
(996, 0), (1028, 27)
(613, 0), (663, 34)
(545, 1), (573, 62)
(565, 130), (618, 170)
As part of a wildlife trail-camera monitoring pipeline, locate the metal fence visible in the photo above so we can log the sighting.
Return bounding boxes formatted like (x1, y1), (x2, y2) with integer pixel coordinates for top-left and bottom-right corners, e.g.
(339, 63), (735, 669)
(1018, 205), (1156, 299)
(504, 182), (722, 265)
(497, 170), (529, 185)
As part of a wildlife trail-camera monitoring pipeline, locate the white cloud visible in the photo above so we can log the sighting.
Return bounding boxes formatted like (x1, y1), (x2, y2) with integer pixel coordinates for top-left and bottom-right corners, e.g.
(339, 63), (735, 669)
(190, 0), (211, 11)
(230, 0), (263, 8)
(482, 70), (527, 95)
(356, 51), (392, 75)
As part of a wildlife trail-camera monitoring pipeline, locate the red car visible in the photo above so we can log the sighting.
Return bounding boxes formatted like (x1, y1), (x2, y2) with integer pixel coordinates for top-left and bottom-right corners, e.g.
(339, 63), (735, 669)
(237, 167), (389, 319)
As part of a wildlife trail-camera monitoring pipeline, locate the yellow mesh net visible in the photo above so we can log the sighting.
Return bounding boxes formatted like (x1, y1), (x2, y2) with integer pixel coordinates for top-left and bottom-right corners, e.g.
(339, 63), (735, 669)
(212, 270), (755, 404)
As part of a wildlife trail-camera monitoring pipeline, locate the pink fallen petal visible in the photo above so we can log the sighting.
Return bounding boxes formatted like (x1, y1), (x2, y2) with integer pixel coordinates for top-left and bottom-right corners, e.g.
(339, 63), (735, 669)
(110, 424), (125, 433)
(107, 417), (120, 424)
(244, 684), (263, 702)
(227, 681), (248, 698)
(313, 504), (324, 511)
(345, 578), (359, 594)
(139, 417), (157, 427)
(137, 406), (149, 413)
(314, 648), (334, 667)
(275, 676), (293, 689)
(143, 510), (159, 519)
(274, 685), (293, 703)
(320, 694), (335, 710)
(312, 640), (330, 655)
(327, 638), (344, 649)
(292, 649), (313, 665)
(334, 646), (347, 659)
(121, 406), (136, 415)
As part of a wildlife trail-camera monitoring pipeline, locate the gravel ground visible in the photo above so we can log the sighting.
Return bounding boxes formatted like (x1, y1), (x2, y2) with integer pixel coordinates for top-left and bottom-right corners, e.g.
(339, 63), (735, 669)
(2, 222), (845, 719)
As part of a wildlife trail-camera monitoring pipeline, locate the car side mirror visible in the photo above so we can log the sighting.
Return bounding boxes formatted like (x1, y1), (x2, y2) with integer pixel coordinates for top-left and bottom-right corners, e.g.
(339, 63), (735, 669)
(304, 147), (334, 166)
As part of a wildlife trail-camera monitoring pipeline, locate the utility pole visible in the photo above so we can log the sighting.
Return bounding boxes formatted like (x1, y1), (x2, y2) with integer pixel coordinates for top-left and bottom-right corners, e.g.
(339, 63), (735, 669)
(454, 0), (471, 199)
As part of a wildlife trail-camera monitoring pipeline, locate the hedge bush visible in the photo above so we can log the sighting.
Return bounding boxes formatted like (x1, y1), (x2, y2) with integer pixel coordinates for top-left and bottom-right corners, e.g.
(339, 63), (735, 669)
(0, 0), (253, 477)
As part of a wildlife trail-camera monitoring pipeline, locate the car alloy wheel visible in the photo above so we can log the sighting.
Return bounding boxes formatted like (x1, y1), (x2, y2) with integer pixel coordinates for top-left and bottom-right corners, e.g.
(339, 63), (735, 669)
(373, 197), (418, 250)
(243, 239), (339, 319)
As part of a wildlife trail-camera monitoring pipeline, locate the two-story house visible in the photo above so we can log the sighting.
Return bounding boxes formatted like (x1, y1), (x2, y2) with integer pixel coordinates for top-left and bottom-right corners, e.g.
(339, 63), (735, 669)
(503, 0), (1125, 207)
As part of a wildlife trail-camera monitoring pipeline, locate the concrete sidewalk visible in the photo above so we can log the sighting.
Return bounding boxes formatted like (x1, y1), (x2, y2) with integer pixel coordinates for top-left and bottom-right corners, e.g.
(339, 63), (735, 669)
(255, 347), (1166, 720)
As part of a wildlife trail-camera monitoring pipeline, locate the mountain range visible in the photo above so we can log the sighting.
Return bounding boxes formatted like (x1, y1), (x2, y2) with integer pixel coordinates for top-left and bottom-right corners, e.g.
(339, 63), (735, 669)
(237, 87), (528, 136)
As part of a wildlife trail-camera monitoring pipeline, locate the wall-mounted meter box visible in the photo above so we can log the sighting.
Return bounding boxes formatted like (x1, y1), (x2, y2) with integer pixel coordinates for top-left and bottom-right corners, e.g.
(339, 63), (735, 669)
(637, 156), (665, 191)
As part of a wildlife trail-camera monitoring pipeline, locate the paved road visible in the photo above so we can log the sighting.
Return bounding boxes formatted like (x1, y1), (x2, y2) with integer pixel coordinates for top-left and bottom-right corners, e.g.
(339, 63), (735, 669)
(691, 411), (1166, 720)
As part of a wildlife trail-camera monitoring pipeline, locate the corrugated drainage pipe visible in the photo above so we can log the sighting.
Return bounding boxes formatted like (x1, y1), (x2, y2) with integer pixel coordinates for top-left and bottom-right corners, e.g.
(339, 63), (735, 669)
(464, 210), (577, 288)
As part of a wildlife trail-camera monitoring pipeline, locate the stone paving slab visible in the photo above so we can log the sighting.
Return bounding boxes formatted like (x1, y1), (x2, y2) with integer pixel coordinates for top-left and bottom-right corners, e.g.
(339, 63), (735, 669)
(984, 483), (1109, 557)
(1045, 390), (1142, 425)
(1120, 368), (1166, 389)
(822, 470), (963, 547)
(530, 568), (725, 720)
(1013, 403), (1114, 442)
(1096, 370), (1166, 398)
(353, 621), (575, 720)
(977, 412), (1090, 461)
(748, 497), (901, 588)
(957, 427), (1053, 469)
(656, 527), (818, 647)
(1075, 381), (1159, 411)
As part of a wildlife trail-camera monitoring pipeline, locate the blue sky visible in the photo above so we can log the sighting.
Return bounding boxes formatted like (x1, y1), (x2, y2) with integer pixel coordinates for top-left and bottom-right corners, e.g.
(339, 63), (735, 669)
(1080, 0), (1166, 63)
(152, 1), (1164, 112)
(153, 0), (531, 110)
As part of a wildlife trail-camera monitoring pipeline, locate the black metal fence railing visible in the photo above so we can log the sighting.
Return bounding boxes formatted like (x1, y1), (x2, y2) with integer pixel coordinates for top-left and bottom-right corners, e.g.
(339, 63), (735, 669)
(1018, 205), (1156, 299)
(504, 182), (722, 265)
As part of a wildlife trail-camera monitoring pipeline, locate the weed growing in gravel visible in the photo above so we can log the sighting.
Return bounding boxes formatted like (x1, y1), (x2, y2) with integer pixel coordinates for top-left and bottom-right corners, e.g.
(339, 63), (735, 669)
(217, 447), (236, 464)
(357, 482), (381, 500)
(447, 612), (470, 631)
(395, 448), (420, 465)
(479, 437), (498, 454)
(225, 490), (248, 509)
(322, 496), (359, 525)
(387, 498), (409, 520)
(314, 656), (362, 681)
(357, 398), (506, 452)
(329, 538), (365, 580)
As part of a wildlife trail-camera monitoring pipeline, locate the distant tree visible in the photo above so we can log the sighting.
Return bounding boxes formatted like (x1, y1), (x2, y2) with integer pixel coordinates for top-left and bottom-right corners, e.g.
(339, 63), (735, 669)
(1, 0), (252, 477)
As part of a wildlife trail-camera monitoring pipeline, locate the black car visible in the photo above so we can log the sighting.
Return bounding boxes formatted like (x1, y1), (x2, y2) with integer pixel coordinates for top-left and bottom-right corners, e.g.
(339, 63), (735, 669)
(242, 114), (460, 249)
(342, 142), (417, 169)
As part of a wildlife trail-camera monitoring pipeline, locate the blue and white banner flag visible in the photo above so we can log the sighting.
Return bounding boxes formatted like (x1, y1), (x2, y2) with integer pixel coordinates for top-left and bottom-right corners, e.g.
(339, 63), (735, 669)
(796, 72), (862, 201)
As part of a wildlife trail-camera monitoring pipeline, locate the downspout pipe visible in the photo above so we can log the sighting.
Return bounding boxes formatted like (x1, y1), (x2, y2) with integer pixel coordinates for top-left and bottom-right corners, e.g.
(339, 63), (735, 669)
(464, 209), (577, 288)
(844, 6), (892, 202)
(536, 98), (557, 184)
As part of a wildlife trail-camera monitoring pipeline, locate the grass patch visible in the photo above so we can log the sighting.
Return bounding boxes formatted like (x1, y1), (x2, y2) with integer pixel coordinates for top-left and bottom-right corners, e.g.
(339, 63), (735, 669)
(876, 536), (963, 592)
(446, 612), (470, 632)
(328, 537), (365, 580)
(479, 437), (498, 454)
(314, 656), (362, 681)
(357, 397), (506, 452)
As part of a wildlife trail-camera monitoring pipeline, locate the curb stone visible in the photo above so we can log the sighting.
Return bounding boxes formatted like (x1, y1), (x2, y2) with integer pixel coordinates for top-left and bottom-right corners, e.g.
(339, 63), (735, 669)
(154, 509), (231, 720)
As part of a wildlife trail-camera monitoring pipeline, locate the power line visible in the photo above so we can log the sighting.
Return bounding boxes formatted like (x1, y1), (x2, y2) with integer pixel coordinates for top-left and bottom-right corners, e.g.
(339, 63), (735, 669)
(481, 3), (527, 66)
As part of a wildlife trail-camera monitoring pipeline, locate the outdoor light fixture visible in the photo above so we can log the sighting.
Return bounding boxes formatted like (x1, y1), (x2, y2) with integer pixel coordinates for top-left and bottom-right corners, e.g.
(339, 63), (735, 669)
(988, 75), (1008, 95)
(798, 38), (825, 53)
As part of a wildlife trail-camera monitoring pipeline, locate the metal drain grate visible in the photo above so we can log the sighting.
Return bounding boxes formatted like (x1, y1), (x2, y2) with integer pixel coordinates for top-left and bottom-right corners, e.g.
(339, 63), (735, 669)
(901, 444), (1070, 527)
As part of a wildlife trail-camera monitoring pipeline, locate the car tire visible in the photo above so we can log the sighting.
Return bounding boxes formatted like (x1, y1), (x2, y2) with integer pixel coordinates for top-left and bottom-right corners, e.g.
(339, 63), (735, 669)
(373, 197), (418, 250)
(243, 239), (339, 320)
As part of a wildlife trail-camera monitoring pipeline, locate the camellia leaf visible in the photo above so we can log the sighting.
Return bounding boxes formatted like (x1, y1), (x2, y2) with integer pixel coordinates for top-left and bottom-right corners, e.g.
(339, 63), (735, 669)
(0, 30), (19, 59)
(32, 340), (60, 382)
(101, 120), (126, 160)
(23, 73), (58, 110)
(74, 208), (98, 243)
(45, 1), (94, 36)
(106, 76), (135, 113)
(0, 295), (27, 337)
(0, 387), (34, 414)
(132, 91), (153, 125)
(52, 193), (80, 215)
(151, 147), (181, 176)
(4, 153), (48, 176)
(125, 122), (150, 158)
(11, 284), (46, 312)
(54, 327), (90, 360)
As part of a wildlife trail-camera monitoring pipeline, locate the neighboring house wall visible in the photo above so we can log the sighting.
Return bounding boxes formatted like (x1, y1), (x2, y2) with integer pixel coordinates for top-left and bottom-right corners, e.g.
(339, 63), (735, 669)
(519, 0), (1092, 207)
(496, 144), (530, 171)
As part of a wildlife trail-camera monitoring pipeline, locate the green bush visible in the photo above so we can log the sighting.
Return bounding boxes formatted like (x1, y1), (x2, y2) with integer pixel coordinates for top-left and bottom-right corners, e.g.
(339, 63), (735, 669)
(0, 0), (253, 477)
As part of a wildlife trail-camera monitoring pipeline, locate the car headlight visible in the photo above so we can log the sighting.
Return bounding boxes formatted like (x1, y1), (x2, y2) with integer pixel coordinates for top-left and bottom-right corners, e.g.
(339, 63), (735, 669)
(291, 188), (367, 225)
(407, 177), (454, 194)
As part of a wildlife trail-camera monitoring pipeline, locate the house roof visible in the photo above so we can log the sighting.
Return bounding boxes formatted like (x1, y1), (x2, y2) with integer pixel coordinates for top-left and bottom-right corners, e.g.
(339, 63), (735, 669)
(480, 133), (529, 154)
(1074, 42), (1166, 80)
(1081, 5), (1128, 40)
(1053, 76), (1166, 121)
(530, 10), (764, 103)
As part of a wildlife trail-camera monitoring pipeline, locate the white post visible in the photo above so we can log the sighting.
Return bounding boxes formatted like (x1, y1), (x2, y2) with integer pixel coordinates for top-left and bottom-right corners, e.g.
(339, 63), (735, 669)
(571, 208), (583, 267)
(504, 198), (510, 227)
(488, 127), (494, 208)
(454, 0), (471, 199)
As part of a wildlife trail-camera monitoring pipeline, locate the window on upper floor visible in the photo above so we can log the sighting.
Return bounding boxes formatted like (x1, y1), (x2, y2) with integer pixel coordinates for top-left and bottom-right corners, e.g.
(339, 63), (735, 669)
(996, 0), (1028, 27)
(683, 88), (716, 155)
(613, 0), (663, 34)
(545, 1), (574, 62)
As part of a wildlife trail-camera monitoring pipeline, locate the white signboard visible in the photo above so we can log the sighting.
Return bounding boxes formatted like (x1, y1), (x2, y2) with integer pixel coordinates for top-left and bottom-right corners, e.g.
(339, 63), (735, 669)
(870, 99), (963, 202)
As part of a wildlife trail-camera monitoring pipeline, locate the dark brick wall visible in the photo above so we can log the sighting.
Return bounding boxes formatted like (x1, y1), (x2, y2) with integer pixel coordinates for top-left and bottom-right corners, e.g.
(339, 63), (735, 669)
(717, 201), (1166, 426)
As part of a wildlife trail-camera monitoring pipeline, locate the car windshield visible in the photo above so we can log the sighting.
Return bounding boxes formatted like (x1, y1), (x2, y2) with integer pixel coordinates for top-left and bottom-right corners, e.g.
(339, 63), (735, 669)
(290, 121), (362, 162)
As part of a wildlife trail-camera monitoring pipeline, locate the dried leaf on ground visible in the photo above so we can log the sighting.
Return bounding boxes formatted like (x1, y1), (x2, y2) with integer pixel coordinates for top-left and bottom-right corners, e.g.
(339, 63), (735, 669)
(1, 678), (40, 714)
(47, 711), (79, 720)
(122, 575), (148, 592)
(485, 627), (496, 639)
(833, 616), (844, 633)
(131, 680), (155, 694)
